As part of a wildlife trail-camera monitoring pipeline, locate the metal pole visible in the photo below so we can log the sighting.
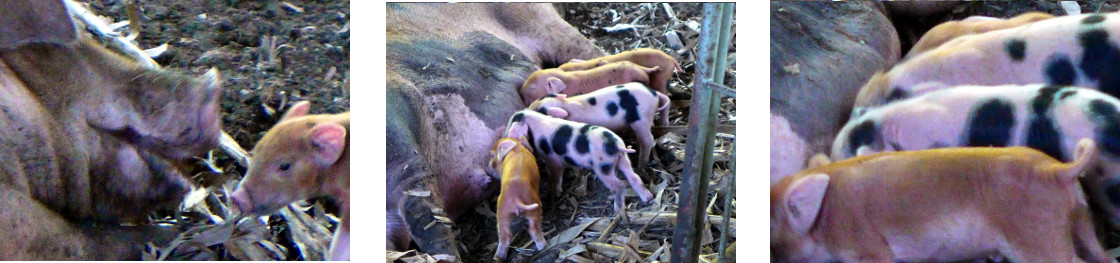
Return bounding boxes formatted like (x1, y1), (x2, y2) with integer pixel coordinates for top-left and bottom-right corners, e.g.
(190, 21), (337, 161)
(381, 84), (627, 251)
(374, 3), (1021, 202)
(671, 3), (733, 263)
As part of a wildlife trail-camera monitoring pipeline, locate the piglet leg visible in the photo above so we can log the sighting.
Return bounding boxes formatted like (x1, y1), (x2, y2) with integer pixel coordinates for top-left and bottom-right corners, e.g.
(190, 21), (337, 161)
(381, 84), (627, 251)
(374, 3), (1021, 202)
(494, 210), (514, 260)
(1072, 204), (1112, 263)
(616, 150), (654, 203)
(632, 123), (656, 168)
(545, 161), (566, 197)
(525, 202), (547, 250)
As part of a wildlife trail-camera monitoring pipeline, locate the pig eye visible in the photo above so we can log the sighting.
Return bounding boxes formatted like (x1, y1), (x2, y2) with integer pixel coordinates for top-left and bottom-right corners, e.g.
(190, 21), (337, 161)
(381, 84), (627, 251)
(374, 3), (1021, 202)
(279, 163), (292, 171)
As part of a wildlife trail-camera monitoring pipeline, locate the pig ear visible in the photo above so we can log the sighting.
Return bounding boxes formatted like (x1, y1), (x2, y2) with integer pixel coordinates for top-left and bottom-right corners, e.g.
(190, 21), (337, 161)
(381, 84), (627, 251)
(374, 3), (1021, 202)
(200, 68), (223, 102)
(0, 0), (76, 49)
(546, 108), (569, 118)
(496, 140), (516, 162)
(309, 123), (347, 166)
(546, 77), (566, 94)
(282, 101), (312, 121)
(507, 122), (528, 138)
(785, 173), (829, 234)
(555, 94), (568, 100)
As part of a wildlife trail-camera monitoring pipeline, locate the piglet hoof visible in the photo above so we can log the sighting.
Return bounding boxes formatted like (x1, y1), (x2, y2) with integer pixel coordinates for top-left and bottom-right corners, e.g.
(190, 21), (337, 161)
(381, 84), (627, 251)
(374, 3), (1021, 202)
(637, 188), (654, 203)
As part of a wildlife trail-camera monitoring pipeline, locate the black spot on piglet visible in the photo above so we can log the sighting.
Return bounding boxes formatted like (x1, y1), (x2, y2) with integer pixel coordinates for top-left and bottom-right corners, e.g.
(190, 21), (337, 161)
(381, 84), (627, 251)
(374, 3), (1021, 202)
(846, 120), (878, 157)
(511, 112), (525, 123)
(600, 163), (613, 175)
(966, 99), (1016, 148)
(618, 90), (641, 124)
(575, 126), (591, 154)
(885, 88), (908, 104)
(538, 137), (552, 155)
(552, 125), (574, 155)
(1079, 29), (1120, 97)
(564, 156), (578, 166)
(1059, 89), (1078, 100)
(1025, 87), (1065, 159)
(1084, 14), (1107, 25)
(1089, 99), (1120, 157)
(1045, 54), (1077, 86)
(607, 102), (619, 116)
(1006, 38), (1026, 61)
(602, 130), (620, 156)
(588, 97), (597, 106)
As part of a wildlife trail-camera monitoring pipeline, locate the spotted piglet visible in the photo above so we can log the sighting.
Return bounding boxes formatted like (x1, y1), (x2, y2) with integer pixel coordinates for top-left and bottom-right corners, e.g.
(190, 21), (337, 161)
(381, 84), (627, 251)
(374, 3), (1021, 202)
(520, 61), (660, 106)
(835, 84), (1120, 226)
(854, 12), (1120, 113)
(528, 82), (669, 167)
(506, 110), (654, 211)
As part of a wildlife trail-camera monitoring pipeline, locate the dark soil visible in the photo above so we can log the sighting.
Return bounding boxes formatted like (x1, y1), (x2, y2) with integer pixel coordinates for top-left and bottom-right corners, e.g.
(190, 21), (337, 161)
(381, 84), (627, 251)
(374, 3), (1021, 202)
(78, 0), (348, 260)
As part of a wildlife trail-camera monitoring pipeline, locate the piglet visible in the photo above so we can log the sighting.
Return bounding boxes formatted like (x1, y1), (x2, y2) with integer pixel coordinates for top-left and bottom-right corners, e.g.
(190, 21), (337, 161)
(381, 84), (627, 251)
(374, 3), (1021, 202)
(559, 48), (682, 97)
(489, 137), (546, 260)
(906, 12), (1053, 58)
(230, 101), (350, 261)
(506, 110), (653, 211)
(520, 61), (659, 106)
(528, 82), (670, 166)
(773, 139), (1110, 263)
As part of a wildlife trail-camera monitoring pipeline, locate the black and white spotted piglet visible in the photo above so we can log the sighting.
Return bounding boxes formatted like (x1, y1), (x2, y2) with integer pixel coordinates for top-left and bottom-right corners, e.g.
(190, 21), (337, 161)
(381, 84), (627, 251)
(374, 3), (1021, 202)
(854, 12), (1120, 112)
(834, 84), (1120, 226)
(506, 110), (654, 211)
(527, 82), (670, 167)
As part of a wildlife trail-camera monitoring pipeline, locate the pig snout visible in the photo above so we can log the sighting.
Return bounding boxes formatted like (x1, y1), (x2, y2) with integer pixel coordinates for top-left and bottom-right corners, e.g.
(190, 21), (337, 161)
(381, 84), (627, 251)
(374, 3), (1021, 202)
(229, 188), (253, 215)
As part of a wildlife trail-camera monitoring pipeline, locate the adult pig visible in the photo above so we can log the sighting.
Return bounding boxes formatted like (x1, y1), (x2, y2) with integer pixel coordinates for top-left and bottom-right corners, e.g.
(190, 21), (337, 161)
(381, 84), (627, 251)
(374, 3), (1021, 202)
(834, 84), (1120, 226)
(773, 139), (1110, 263)
(0, 0), (223, 259)
(386, 3), (605, 258)
(231, 101), (350, 261)
(770, 1), (900, 185)
(854, 13), (1120, 113)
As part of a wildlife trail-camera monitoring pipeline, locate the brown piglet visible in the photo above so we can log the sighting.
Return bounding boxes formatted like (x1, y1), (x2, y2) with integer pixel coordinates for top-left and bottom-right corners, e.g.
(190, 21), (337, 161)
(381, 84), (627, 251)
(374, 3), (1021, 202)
(558, 48), (682, 97)
(230, 101), (350, 261)
(489, 137), (546, 260)
(520, 61), (659, 106)
(771, 139), (1111, 263)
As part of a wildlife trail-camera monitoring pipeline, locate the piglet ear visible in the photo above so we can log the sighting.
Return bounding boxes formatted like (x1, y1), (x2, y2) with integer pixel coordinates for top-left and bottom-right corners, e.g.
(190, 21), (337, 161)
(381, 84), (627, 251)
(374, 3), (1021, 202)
(309, 123), (347, 166)
(507, 122), (528, 138)
(546, 77), (566, 95)
(785, 173), (829, 234)
(555, 94), (568, 100)
(496, 140), (516, 162)
(282, 101), (312, 121)
(546, 108), (569, 118)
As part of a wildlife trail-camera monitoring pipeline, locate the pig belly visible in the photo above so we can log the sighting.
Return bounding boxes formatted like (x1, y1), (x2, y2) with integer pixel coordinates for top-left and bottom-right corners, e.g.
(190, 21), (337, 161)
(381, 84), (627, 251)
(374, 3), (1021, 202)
(418, 93), (501, 218)
(885, 210), (1001, 262)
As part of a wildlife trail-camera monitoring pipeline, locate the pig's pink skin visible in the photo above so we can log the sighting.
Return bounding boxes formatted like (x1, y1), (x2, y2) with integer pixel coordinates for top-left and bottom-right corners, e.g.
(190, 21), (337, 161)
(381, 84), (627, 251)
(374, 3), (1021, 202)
(557, 48), (681, 98)
(387, 3), (606, 257)
(231, 101), (350, 261)
(507, 110), (654, 212)
(834, 84), (1120, 227)
(773, 140), (1109, 263)
(520, 61), (659, 106)
(855, 12), (1120, 111)
(528, 82), (670, 167)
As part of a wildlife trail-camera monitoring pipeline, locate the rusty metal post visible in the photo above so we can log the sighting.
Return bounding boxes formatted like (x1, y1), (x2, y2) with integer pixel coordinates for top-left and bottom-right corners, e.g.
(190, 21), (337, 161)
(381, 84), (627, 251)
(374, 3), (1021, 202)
(672, 3), (734, 263)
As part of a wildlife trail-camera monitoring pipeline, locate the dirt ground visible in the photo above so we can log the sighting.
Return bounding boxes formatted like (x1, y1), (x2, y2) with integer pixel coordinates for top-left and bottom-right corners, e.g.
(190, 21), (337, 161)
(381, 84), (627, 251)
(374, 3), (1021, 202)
(77, 0), (348, 260)
(433, 3), (738, 263)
